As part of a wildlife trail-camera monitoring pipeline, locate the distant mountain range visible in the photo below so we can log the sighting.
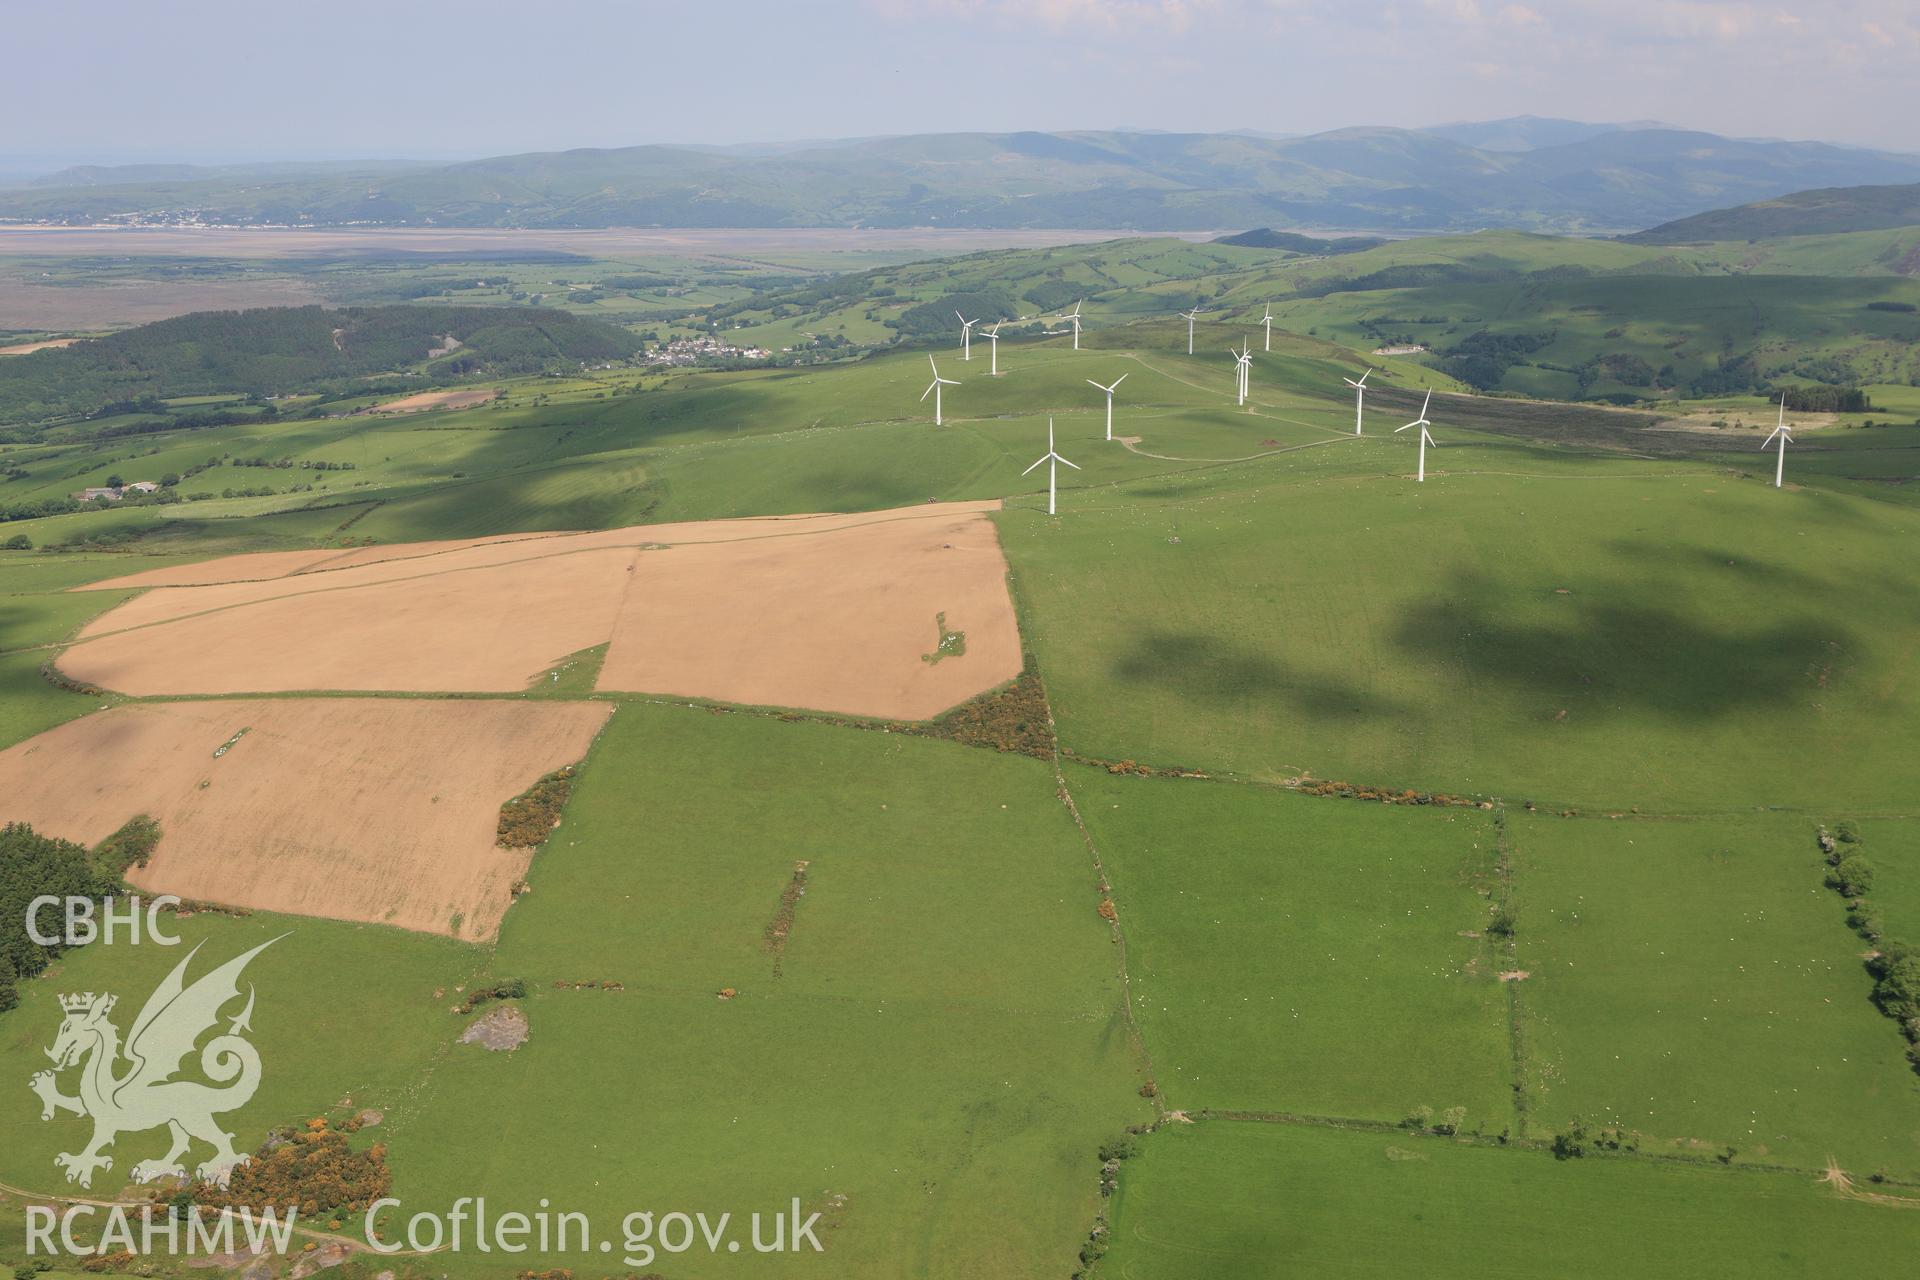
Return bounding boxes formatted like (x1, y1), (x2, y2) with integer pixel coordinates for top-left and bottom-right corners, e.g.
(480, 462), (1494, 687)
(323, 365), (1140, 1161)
(1629, 182), (1920, 243)
(4, 119), (1918, 235)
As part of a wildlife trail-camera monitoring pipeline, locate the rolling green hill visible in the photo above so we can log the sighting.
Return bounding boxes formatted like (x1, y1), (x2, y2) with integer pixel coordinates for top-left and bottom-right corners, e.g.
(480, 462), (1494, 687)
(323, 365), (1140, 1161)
(0, 305), (639, 431)
(699, 228), (1920, 401)
(1632, 182), (1920, 244)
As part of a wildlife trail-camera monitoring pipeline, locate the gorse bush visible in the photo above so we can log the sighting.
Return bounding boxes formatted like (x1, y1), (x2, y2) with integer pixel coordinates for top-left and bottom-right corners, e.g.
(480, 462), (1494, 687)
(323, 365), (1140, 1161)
(193, 1120), (389, 1217)
(497, 767), (577, 848)
(92, 815), (160, 884)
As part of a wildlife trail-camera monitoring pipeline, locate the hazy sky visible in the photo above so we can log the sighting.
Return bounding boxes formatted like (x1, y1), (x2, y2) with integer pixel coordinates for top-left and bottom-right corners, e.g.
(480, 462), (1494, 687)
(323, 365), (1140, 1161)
(4, 0), (1915, 167)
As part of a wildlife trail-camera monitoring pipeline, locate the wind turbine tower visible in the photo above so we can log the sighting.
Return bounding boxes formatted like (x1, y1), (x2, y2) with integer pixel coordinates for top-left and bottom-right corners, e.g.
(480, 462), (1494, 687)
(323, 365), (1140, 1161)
(1088, 374), (1127, 441)
(1022, 418), (1081, 516)
(1180, 306), (1205, 355)
(1762, 393), (1793, 489)
(920, 355), (959, 426)
(982, 322), (1004, 376)
(1344, 369), (1372, 435)
(1054, 300), (1084, 351)
(1395, 388), (1438, 481)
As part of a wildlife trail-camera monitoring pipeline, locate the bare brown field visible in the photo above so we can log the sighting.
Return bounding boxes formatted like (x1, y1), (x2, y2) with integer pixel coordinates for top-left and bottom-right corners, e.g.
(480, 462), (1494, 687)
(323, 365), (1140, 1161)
(597, 509), (1023, 718)
(0, 699), (611, 939)
(365, 386), (500, 415)
(0, 336), (80, 355)
(59, 501), (1019, 717)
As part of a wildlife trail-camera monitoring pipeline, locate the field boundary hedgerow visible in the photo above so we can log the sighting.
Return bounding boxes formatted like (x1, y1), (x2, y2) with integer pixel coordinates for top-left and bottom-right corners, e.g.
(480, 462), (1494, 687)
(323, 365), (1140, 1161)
(1491, 805), (1534, 1137)
(1170, 1110), (1920, 1189)
(1815, 821), (1920, 1079)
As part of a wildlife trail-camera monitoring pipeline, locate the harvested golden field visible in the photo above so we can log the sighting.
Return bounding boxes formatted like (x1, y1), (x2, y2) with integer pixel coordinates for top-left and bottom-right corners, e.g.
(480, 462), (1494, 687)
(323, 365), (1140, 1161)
(0, 699), (612, 939)
(58, 502), (1019, 717)
(79, 532), (567, 591)
(0, 337), (82, 355)
(596, 508), (1023, 718)
(365, 386), (501, 414)
(79, 548), (353, 590)
(60, 546), (640, 694)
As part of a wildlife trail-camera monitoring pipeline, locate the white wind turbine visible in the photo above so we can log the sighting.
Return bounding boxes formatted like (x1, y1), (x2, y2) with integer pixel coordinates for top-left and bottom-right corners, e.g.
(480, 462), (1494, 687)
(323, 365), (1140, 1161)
(982, 321), (1004, 376)
(1395, 388), (1438, 482)
(1088, 373), (1127, 441)
(1050, 299), (1085, 350)
(1261, 303), (1275, 352)
(1762, 393), (1793, 489)
(920, 354), (959, 426)
(1343, 368), (1372, 435)
(1022, 417), (1080, 516)
(956, 311), (977, 361)
(1180, 306), (1206, 355)
(1230, 342), (1252, 406)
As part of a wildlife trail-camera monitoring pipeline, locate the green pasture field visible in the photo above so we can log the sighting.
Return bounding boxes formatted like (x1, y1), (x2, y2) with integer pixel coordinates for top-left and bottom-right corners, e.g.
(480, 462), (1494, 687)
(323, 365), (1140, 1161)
(1842, 818), (1920, 935)
(0, 551), (157, 748)
(377, 703), (1150, 1278)
(999, 421), (1920, 812)
(0, 910), (483, 1197)
(1512, 812), (1920, 1175)
(1075, 769), (1514, 1128)
(1098, 1120), (1920, 1280)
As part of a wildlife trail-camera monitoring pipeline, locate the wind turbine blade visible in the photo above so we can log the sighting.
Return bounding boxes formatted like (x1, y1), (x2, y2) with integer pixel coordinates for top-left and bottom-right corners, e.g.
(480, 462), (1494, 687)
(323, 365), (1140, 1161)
(1112, 373), (1126, 388)
(1088, 379), (1105, 390)
(1057, 456), (1081, 471)
(1356, 369), (1371, 385)
(921, 383), (935, 402)
(1021, 456), (1046, 476)
(1395, 422), (1414, 432)
(1420, 388), (1432, 417)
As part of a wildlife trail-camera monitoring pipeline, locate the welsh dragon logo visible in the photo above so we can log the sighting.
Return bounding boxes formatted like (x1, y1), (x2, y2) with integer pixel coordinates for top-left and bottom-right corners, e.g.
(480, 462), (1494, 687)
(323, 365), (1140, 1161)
(29, 938), (280, 1189)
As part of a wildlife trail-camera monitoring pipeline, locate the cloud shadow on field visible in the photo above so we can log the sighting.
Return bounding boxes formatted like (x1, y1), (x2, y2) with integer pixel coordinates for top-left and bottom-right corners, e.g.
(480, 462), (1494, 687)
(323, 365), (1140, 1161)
(1604, 538), (1897, 602)
(1110, 630), (1407, 720)
(1391, 572), (1866, 720)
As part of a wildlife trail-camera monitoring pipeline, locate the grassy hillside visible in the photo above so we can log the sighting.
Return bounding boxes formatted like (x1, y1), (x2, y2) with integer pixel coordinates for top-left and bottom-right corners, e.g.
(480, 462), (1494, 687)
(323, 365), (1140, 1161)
(697, 229), (1920, 402)
(1633, 182), (1920, 243)
(0, 304), (639, 431)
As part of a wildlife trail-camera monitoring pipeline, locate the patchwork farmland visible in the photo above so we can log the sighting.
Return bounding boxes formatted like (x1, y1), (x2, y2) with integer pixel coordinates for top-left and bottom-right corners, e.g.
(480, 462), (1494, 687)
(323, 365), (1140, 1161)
(2, 215), (1920, 1279)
